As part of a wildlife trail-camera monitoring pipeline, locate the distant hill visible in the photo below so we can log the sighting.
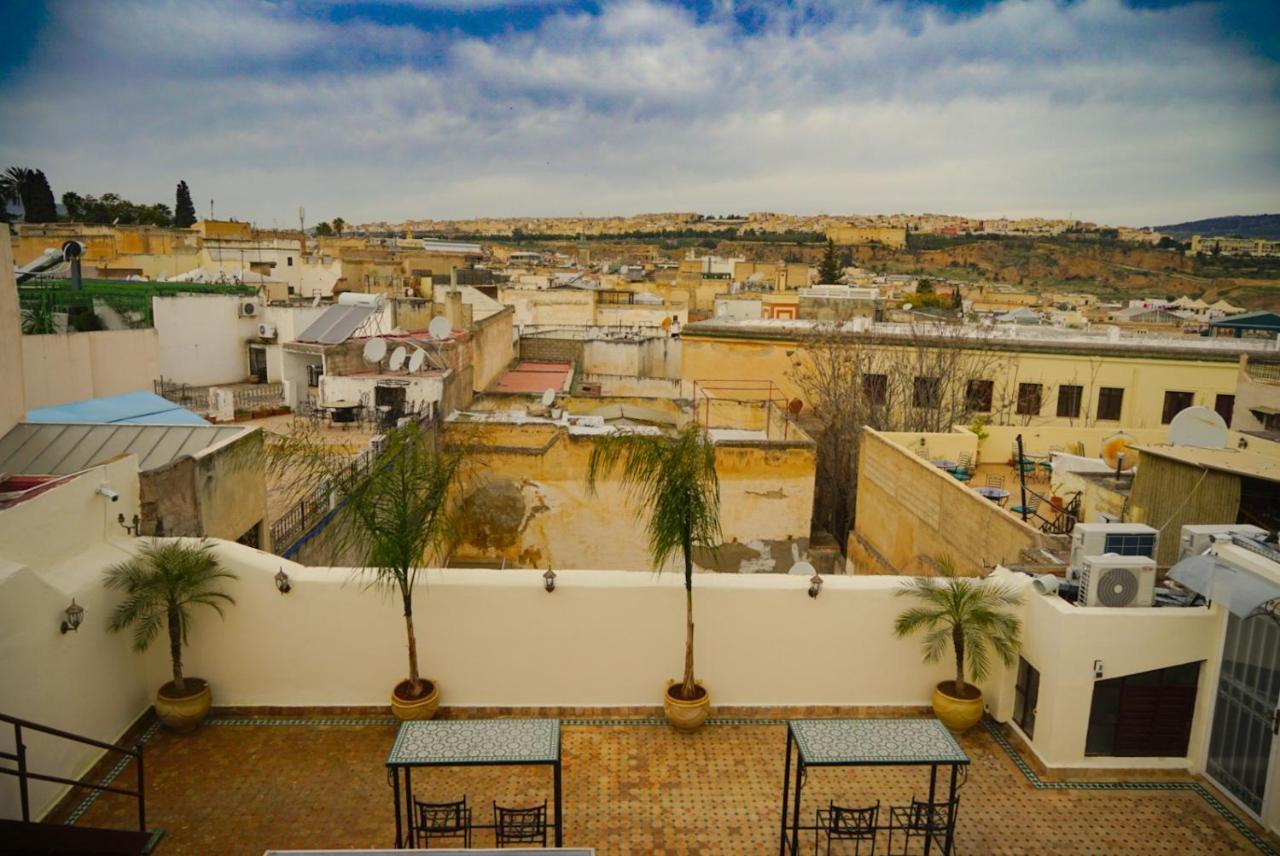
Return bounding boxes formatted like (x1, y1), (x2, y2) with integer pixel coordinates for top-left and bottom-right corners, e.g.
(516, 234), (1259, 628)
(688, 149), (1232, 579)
(1155, 214), (1280, 240)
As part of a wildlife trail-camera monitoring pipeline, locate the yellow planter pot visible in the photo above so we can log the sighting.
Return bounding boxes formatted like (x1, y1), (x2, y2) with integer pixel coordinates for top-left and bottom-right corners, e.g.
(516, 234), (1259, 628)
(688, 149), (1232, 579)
(663, 683), (710, 732)
(155, 679), (212, 733)
(932, 681), (984, 734)
(391, 679), (440, 721)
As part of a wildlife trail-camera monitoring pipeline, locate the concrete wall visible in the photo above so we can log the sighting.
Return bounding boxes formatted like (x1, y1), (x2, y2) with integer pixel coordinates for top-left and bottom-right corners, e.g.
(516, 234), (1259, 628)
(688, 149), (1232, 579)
(501, 290), (595, 327)
(21, 329), (161, 411)
(471, 307), (515, 392)
(153, 293), (258, 386)
(854, 429), (1066, 572)
(0, 238), (26, 434)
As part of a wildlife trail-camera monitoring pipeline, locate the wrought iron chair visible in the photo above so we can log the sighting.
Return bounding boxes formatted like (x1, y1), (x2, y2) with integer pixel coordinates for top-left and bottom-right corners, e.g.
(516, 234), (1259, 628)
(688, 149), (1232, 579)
(1010, 495), (1040, 519)
(493, 800), (547, 848)
(984, 473), (1005, 489)
(886, 796), (958, 856)
(815, 800), (879, 855)
(412, 796), (472, 848)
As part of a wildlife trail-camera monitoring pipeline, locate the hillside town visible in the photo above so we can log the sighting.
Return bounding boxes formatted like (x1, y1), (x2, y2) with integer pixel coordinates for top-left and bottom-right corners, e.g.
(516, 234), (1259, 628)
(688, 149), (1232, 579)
(3, 0), (1280, 854)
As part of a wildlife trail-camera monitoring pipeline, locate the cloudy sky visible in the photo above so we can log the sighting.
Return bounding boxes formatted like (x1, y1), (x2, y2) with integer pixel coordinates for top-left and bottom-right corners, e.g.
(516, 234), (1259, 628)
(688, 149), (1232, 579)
(1, 0), (1277, 227)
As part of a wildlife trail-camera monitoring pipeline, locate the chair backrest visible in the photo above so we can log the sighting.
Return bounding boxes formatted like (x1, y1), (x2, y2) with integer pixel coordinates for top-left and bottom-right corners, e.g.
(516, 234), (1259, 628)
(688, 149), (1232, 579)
(985, 474), (1005, 488)
(906, 796), (959, 831)
(957, 453), (973, 468)
(415, 797), (467, 832)
(828, 801), (879, 837)
(494, 800), (548, 845)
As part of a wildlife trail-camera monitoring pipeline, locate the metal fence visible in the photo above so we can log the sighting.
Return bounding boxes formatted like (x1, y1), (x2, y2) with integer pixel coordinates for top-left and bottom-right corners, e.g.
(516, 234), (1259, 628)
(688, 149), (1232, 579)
(154, 378), (211, 413)
(269, 445), (376, 555)
(232, 383), (285, 411)
(1246, 361), (1280, 383)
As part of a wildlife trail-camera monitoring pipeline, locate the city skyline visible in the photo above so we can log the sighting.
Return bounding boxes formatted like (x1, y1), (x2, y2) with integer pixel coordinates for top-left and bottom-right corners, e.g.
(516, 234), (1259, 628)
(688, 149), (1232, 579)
(1, 0), (1278, 227)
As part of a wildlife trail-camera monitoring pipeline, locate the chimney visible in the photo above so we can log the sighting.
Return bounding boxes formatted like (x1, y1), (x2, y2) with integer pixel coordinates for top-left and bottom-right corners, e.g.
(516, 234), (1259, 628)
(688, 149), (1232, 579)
(449, 265), (458, 293)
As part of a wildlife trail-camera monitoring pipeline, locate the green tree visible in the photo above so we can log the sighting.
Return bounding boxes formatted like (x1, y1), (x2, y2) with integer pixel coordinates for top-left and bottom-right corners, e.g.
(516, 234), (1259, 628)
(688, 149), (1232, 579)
(893, 557), (1022, 696)
(269, 425), (464, 700)
(1, 166), (32, 220)
(104, 541), (238, 695)
(23, 170), (58, 223)
(818, 238), (842, 283)
(586, 424), (721, 699)
(314, 221), (334, 237)
(175, 180), (197, 228)
(332, 217), (346, 236)
(917, 278), (935, 294)
(58, 191), (172, 226)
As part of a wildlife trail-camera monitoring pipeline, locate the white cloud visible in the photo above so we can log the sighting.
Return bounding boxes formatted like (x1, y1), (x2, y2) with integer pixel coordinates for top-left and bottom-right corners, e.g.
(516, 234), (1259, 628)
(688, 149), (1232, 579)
(0, 0), (1276, 225)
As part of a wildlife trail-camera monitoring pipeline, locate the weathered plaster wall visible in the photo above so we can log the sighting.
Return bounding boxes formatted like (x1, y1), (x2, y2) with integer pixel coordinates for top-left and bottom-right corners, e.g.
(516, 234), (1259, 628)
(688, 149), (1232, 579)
(471, 307), (515, 392)
(854, 429), (1066, 573)
(21, 328), (161, 411)
(0, 239), (24, 434)
(153, 293), (257, 386)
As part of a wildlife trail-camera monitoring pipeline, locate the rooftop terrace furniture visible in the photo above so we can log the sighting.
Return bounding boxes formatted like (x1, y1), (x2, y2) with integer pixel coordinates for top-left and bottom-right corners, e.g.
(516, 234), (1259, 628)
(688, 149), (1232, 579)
(815, 800), (879, 856)
(1010, 495), (1040, 520)
(412, 796), (472, 848)
(887, 796), (960, 856)
(386, 718), (563, 848)
(779, 719), (968, 856)
(494, 800), (549, 848)
(984, 474), (1005, 489)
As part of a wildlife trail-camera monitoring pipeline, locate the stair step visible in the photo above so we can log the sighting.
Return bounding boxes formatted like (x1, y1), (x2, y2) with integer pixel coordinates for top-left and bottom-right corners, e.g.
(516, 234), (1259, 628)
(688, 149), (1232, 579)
(0, 819), (159, 855)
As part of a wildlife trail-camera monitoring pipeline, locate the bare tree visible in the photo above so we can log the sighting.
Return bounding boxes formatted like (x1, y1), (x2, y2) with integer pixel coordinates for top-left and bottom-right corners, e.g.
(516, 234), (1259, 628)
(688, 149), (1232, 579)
(789, 321), (1012, 551)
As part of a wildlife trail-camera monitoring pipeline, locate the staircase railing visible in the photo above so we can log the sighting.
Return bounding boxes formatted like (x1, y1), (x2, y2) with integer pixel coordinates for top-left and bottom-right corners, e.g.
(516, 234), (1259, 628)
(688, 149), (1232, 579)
(0, 712), (146, 834)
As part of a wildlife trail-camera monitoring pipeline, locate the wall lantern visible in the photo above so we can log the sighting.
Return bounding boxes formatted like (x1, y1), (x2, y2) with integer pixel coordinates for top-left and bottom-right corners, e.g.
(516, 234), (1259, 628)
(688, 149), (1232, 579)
(543, 568), (557, 593)
(61, 599), (85, 634)
(117, 513), (141, 536)
(808, 573), (824, 599)
(274, 568), (292, 595)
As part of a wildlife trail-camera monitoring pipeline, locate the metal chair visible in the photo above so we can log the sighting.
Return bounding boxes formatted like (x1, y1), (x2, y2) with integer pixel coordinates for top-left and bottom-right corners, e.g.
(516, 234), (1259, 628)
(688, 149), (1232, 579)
(815, 800), (879, 855)
(887, 796), (958, 856)
(412, 796), (471, 848)
(493, 800), (547, 848)
(1010, 495), (1040, 518)
(984, 473), (1005, 489)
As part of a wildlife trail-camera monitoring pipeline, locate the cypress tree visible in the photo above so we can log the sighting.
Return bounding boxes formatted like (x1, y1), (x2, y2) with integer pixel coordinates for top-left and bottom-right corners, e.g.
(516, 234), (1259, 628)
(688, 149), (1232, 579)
(818, 238), (842, 284)
(174, 180), (196, 227)
(24, 170), (58, 223)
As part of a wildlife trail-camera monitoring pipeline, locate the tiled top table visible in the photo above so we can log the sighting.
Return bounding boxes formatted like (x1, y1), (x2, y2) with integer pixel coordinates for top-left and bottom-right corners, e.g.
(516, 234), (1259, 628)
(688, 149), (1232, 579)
(385, 719), (563, 848)
(779, 719), (969, 856)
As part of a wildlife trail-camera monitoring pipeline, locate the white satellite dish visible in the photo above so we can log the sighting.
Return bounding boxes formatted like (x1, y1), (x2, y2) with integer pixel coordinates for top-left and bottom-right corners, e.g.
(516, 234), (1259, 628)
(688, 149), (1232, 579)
(427, 316), (452, 340)
(1168, 405), (1229, 449)
(363, 337), (387, 364)
(541, 388), (556, 408)
(407, 348), (426, 374)
(388, 346), (407, 372)
(788, 560), (816, 577)
(902, 302), (913, 312)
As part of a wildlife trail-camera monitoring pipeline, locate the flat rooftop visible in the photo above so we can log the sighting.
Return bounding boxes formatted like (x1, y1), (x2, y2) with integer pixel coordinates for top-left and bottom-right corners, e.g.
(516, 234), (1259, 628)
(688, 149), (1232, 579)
(491, 361), (574, 394)
(683, 318), (1280, 360)
(57, 714), (1274, 855)
(1136, 444), (1280, 483)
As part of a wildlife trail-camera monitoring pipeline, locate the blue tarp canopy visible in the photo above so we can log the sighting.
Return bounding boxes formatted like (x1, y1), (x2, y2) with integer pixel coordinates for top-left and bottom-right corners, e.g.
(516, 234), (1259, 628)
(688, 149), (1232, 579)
(25, 392), (209, 426)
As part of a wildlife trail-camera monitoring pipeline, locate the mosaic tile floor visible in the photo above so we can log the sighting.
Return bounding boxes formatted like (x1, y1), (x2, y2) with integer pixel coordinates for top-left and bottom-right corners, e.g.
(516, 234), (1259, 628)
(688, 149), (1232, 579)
(66, 717), (1276, 855)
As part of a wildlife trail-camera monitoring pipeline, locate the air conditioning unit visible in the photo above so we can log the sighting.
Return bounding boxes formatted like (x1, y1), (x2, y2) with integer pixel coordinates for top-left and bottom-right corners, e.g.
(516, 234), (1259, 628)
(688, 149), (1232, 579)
(1077, 554), (1157, 608)
(1068, 523), (1158, 579)
(257, 322), (277, 340)
(1178, 524), (1268, 561)
(239, 301), (258, 317)
(370, 434), (387, 455)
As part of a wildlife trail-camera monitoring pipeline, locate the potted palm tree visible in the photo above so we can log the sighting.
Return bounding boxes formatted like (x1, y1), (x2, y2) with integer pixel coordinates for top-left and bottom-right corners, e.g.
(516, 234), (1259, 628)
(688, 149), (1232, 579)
(893, 557), (1022, 733)
(105, 540), (237, 732)
(587, 423), (721, 731)
(270, 424), (463, 720)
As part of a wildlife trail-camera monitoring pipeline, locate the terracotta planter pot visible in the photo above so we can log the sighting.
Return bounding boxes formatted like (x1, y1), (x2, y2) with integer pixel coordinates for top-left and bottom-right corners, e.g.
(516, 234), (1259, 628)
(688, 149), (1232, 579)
(155, 678), (212, 733)
(931, 681), (984, 734)
(391, 679), (440, 721)
(663, 683), (710, 732)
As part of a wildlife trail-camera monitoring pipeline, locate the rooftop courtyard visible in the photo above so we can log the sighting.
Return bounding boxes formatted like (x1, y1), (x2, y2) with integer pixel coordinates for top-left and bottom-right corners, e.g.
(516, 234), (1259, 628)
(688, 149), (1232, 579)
(53, 713), (1277, 855)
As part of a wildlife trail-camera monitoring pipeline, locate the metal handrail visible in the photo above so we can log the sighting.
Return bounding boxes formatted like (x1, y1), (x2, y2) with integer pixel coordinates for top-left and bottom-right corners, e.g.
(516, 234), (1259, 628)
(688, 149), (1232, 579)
(0, 712), (146, 834)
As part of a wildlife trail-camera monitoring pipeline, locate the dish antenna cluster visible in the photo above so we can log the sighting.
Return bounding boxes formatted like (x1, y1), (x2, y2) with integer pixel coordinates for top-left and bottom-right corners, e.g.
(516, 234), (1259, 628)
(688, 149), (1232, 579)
(428, 316), (452, 340)
(362, 337), (388, 365)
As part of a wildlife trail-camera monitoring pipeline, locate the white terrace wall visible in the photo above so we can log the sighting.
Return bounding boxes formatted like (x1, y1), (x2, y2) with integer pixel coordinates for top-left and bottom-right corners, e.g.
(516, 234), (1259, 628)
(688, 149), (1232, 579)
(21, 329), (161, 411)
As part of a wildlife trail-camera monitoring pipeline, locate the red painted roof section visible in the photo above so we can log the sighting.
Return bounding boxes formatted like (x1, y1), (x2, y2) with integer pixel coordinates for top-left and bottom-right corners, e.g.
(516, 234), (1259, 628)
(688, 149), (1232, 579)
(492, 361), (573, 394)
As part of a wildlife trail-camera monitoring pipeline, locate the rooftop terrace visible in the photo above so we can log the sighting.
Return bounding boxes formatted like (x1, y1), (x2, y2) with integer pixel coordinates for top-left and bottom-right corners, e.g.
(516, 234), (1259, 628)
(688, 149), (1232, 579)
(54, 714), (1276, 854)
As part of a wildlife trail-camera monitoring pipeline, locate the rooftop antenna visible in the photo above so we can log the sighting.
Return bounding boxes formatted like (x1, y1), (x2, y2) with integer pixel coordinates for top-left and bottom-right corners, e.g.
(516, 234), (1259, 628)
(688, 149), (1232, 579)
(427, 316), (452, 340)
(210, 199), (215, 221)
(407, 347), (426, 374)
(299, 206), (305, 236)
(541, 388), (557, 408)
(388, 345), (407, 372)
(362, 337), (388, 365)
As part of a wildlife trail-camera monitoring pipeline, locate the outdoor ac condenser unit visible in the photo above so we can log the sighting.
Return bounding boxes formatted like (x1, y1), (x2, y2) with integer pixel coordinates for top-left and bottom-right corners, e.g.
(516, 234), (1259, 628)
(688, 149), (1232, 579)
(1068, 523), (1158, 578)
(1077, 554), (1157, 608)
(257, 322), (277, 339)
(1177, 524), (1268, 561)
(239, 301), (258, 317)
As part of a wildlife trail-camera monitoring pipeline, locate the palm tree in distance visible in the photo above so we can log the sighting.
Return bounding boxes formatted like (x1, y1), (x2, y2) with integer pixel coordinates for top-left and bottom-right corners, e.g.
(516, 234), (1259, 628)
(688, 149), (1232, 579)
(586, 423), (721, 700)
(893, 556), (1022, 697)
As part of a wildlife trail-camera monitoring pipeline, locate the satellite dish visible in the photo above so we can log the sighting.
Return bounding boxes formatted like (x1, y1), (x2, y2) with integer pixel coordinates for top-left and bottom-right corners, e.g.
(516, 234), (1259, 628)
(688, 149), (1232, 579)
(541, 388), (556, 407)
(902, 302), (913, 311)
(788, 560), (816, 577)
(407, 348), (426, 374)
(388, 346), (407, 372)
(1168, 406), (1228, 449)
(363, 338), (387, 364)
(61, 240), (83, 260)
(787, 399), (804, 416)
(1101, 433), (1137, 472)
(427, 316), (452, 340)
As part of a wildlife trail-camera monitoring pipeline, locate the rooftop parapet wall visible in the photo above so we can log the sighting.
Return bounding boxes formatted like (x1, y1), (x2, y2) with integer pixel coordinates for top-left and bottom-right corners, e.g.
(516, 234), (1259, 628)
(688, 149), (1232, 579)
(854, 428), (1067, 573)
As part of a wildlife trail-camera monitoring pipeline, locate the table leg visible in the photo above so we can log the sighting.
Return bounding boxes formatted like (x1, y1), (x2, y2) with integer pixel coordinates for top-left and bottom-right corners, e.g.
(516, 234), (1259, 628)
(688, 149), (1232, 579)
(778, 729), (792, 856)
(944, 765), (959, 856)
(404, 767), (414, 849)
(554, 760), (564, 846)
(391, 767), (402, 849)
(789, 759), (804, 856)
(924, 763), (938, 856)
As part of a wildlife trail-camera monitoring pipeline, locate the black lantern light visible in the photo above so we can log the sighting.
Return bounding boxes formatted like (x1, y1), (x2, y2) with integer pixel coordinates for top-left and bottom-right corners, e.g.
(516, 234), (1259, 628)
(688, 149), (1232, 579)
(543, 567), (557, 593)
(61, 599), (85, 634)
(274, 568), (292, 595)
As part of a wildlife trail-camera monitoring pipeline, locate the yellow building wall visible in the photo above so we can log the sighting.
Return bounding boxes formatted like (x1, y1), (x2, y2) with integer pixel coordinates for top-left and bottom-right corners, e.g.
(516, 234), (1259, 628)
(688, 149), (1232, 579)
(681, 330), (1243, 430)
